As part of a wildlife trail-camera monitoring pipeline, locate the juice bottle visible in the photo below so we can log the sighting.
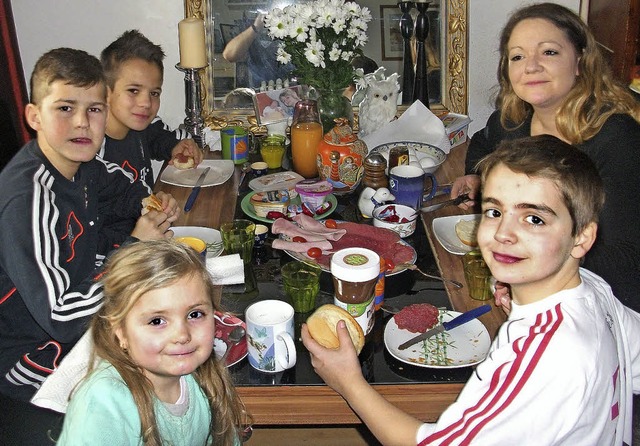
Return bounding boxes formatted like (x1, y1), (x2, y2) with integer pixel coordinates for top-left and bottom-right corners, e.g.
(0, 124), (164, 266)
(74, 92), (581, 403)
(291, 100), (323, 178)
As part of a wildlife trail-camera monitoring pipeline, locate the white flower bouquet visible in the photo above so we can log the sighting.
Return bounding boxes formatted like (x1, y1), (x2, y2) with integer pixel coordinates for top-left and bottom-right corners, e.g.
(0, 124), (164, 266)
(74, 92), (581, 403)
(264, 0), (372, 91)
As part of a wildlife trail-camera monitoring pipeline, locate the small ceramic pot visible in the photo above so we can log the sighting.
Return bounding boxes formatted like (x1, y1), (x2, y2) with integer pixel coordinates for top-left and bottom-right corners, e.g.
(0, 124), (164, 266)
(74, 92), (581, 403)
(372, 204), (417, 238)
(316, 119), (367, 195)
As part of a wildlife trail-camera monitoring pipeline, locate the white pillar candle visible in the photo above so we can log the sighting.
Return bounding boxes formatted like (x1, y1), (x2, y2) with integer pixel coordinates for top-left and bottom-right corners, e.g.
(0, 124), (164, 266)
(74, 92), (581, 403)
(178, 17), (207, 69)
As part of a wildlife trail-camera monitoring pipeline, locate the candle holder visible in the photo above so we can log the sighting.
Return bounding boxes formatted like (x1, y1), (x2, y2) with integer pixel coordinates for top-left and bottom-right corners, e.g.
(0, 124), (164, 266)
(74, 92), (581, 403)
(176, 63), (208, 148)
(398, 1), (415, 105)
(412, 0), (431, 107)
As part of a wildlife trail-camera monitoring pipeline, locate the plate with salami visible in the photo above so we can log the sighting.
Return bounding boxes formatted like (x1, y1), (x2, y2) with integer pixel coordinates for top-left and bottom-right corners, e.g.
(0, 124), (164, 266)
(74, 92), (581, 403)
(276, 219), (417, 276)
(160, 160), (235, 188)
(384, 309), (490, 368)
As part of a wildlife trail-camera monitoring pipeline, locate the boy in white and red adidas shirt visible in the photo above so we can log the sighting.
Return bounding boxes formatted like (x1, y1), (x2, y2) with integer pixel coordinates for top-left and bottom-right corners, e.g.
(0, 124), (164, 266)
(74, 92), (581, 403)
(302, 135), (640, 446)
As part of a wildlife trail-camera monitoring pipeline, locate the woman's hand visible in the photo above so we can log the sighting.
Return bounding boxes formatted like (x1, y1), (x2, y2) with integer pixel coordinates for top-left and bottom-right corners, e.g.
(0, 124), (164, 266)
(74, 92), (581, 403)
(451, 174), (481, 210)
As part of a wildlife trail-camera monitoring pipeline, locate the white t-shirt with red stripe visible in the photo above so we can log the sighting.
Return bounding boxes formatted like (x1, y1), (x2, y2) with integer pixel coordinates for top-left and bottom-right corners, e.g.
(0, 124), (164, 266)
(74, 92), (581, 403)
(417, 268), (640, 446)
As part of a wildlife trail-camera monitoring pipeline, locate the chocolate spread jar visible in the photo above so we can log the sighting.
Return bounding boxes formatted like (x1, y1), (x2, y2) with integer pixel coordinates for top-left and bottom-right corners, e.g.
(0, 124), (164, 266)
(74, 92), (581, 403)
(330, 248), (380, 335)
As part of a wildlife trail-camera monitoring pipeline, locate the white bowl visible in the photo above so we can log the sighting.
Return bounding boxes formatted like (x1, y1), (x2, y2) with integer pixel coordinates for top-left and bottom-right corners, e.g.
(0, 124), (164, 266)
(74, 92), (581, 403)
(371, 141), (447, 174)
(372, 204), (418, 238)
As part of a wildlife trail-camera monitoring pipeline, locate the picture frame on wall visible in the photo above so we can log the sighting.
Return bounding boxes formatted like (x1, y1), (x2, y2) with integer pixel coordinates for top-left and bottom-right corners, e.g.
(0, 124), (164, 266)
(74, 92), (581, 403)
(380, 5), (403, 61)
(253, 85), (303, 125)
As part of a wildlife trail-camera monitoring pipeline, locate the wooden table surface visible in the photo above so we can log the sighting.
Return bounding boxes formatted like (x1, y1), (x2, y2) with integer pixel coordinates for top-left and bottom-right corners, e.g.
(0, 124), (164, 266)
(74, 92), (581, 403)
(154, 142), (505, 425)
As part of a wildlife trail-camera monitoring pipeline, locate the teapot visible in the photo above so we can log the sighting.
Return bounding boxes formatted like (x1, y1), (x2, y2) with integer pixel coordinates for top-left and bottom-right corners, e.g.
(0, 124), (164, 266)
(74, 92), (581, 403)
(316, 118), (368, 195)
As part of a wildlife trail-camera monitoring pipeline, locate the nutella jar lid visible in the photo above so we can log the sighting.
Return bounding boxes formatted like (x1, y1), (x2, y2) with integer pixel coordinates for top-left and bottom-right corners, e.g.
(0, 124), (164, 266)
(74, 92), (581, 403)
(330, 248), (380, 281)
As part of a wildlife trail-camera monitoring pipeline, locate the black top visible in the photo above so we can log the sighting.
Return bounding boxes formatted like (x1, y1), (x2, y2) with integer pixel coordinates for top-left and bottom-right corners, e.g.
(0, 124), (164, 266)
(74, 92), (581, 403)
(0, 140), (146, 401)
(466, 111), (640, 311)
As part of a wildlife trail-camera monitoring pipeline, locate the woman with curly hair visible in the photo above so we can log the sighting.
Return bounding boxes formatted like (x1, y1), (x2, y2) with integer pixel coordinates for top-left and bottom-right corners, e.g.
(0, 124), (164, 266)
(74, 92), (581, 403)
(452, 2), (640, 311)
(57, 240), (251, 445)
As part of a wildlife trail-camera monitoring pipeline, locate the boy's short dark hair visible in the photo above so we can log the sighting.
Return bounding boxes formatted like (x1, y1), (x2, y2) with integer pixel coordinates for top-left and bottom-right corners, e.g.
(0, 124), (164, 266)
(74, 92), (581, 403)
(30, 48), (106, 105)
(476, 135), (605, 236)
(100, 29), (165, 89)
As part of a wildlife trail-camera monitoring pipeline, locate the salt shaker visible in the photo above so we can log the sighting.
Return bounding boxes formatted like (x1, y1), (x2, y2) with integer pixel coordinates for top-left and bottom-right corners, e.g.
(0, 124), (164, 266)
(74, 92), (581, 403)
(362, 152), (388, 189)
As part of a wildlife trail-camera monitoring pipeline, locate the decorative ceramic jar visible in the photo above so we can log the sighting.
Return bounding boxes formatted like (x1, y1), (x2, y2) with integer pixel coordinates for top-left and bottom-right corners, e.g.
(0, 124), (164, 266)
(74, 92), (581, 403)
(316, 118), (368, 195)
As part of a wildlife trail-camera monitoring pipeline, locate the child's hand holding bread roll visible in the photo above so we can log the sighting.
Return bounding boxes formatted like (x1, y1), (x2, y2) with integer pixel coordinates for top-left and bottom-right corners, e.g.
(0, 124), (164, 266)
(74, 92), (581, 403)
(305, 304), (365, 355)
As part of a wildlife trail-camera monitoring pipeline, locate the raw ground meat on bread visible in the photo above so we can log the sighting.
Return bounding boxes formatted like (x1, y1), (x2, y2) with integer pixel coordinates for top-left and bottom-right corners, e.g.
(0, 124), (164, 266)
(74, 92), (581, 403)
(394, 303), (440, 333)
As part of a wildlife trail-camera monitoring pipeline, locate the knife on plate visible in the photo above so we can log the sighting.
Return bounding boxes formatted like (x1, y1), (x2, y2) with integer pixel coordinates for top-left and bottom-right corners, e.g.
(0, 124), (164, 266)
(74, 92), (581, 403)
(184, 167), (211, 212)
(421, 193), (470, 212)
(398, 304), (491, 350)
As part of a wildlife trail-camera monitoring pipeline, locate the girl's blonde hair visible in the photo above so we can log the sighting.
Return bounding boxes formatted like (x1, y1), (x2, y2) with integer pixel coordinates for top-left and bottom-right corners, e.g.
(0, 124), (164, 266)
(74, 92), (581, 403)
(89, 240), (250, 446)
(495, 2), (640, 144)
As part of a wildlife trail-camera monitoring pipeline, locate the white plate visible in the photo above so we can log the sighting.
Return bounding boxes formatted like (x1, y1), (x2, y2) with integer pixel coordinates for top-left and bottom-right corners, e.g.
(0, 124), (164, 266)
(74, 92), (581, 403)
(432, 214), (481, 255)
(160, 160), (235, 188)
(171, 226), (223, 258)
(384, 310), (491, 368)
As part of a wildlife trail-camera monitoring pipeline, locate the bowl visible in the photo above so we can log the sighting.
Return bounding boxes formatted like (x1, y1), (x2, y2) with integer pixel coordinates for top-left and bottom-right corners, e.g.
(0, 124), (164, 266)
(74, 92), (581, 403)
(372, 204), (418, 238)
(371, 141), (447, 174)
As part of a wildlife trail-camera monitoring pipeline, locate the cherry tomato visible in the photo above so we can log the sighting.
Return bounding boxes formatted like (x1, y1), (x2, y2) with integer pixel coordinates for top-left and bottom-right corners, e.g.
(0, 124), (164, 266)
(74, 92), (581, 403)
(385, 258), (396, 272)
(266, 211), (286, 220)
(292, 236), (307, 243)
(307, 247), (322, 259)
(324, 219), (338, 229)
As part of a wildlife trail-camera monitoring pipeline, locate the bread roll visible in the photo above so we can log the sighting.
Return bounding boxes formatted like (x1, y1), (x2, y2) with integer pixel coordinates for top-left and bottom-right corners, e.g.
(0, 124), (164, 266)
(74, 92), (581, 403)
(141, 194), (163, 214)
(173, 153), (195, 170)
(306, 304), (365, 355)
(455, 219), (478, 247)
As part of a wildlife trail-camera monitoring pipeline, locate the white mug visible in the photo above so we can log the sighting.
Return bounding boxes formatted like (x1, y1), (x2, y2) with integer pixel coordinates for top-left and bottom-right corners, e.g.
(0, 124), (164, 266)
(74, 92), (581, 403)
(245, 300), (296, 373)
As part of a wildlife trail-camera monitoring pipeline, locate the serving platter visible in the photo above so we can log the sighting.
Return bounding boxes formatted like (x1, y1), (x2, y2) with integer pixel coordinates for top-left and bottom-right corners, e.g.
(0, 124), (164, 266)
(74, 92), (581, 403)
(171, 226), (223, 258)
(160, 159), (234, 187)
(281, 220), (417, 276)
(240, 191), (337, 224)
(384, 309), (490, 368)
(432, 214), (481, 255)
(213, 312), (247, 367)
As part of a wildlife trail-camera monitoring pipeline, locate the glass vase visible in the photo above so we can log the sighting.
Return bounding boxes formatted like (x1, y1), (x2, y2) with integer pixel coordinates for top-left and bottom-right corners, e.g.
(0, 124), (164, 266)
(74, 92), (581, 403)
(315, 88), (354, 134)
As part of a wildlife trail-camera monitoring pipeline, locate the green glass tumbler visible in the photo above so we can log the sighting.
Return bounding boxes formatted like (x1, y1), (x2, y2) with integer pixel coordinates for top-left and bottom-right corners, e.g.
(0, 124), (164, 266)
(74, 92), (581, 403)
(220, 219), (256, 264)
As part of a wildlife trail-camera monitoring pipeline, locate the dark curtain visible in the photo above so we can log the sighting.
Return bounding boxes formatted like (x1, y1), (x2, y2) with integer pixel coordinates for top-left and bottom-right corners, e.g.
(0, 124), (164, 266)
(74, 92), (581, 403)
(0, 0), (32, 170)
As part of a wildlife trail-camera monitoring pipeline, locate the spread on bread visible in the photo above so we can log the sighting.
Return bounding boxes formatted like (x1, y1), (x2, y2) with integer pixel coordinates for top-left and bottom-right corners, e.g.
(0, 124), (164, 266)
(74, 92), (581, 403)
(172, 153), (195, 170)
(141, 194), (163, 214)
(306, 304), (365, 354)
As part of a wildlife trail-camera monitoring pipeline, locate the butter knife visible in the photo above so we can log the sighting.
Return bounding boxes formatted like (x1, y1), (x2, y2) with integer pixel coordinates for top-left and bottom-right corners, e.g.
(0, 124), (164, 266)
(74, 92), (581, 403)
(421, 193), (470, 212)
(184, 167), (211, 212)
(397, 304), (491, 350)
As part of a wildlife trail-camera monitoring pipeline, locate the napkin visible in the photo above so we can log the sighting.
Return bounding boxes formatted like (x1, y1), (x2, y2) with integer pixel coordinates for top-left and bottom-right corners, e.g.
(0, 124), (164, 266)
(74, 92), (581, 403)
(31, 330), (95, 413)
(361, 100), (452, 154)
(204, 127), (222, 152)
(206, 254), (245, 285)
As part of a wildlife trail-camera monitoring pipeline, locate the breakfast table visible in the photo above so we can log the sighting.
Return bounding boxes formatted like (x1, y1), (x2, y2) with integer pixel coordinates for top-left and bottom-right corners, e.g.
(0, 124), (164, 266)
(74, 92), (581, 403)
(154, 139), (507, 428)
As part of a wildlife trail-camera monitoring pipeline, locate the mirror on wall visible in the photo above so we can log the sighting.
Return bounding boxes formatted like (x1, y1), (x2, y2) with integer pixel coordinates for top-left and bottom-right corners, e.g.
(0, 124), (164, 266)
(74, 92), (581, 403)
(184, 0), (467, 117)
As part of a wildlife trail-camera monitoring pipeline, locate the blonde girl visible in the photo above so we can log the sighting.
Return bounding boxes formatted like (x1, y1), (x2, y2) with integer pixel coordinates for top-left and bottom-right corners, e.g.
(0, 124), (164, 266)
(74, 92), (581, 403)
(58, 240), (250, 445)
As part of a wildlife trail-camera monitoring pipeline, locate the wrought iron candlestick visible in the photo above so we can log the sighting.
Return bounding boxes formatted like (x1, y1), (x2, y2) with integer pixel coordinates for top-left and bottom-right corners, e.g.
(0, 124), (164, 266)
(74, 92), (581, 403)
(398, 1), (415, 104)
(412, 0), (431, 107)
(176, 63), (208, 148)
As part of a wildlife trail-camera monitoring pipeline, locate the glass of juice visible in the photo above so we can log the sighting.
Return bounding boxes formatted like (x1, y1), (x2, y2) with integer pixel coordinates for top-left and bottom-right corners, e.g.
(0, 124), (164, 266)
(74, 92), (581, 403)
(291, 100), (323, 178)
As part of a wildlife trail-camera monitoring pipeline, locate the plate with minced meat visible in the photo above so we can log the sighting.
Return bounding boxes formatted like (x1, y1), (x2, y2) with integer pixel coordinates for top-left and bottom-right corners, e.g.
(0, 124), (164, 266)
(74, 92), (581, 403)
(384, 305), (490, 368)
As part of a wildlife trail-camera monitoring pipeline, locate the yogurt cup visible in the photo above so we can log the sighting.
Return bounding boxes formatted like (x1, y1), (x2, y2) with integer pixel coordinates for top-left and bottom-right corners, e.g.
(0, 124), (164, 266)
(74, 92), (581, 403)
(294, 179), (333, 209)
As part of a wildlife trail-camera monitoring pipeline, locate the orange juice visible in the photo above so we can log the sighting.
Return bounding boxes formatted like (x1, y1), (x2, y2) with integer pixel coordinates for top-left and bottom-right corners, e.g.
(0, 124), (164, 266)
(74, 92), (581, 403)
(291, 122), (323, 178)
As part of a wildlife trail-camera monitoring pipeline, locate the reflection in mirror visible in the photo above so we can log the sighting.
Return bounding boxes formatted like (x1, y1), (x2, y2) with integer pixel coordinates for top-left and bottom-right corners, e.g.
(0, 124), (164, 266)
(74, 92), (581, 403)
(184, 0), (467, 117)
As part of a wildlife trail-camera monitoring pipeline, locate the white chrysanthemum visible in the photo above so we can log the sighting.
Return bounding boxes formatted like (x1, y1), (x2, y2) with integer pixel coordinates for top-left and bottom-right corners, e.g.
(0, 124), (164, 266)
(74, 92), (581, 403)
(305, 40), (325, 68)
(328, 46), (341, 62)
(275, 46), (292, 65)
